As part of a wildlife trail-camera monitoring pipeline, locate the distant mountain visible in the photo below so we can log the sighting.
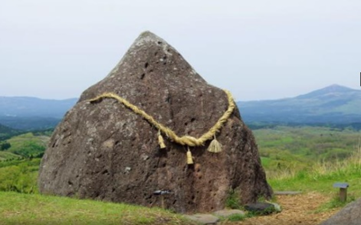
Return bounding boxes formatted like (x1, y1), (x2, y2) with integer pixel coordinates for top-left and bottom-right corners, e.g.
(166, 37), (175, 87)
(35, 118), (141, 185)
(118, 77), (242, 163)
(0, 116), (62, 131)
(237, 84), (361, 124)
(0, 97), (77, 130)
(0, 96), (77, 118)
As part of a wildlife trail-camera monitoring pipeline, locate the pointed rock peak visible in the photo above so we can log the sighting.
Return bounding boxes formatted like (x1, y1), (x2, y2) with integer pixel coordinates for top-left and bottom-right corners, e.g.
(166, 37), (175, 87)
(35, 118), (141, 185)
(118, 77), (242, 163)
(138, 31), (162, 40)
(139, 30), (157, 37)
(133, 31), (168, 47)
(80, 31), (206, 101)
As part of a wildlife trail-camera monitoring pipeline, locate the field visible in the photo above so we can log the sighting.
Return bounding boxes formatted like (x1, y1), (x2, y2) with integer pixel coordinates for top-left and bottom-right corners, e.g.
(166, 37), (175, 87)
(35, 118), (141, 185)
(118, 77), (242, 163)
(255, 126), (361, 178)
(0, 126), (360, 224)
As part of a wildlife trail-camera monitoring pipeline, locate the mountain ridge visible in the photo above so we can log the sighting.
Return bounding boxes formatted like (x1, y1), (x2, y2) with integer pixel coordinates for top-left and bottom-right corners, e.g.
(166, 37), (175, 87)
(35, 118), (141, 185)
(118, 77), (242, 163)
(238, 84), (361, 124)
(0, 97), (77, 118)
(0, 97), (77, 130)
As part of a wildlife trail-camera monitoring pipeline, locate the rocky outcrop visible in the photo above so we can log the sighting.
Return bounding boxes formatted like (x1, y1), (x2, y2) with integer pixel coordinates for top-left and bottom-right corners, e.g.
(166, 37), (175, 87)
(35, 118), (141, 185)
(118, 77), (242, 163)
(38, 31), (272, 213)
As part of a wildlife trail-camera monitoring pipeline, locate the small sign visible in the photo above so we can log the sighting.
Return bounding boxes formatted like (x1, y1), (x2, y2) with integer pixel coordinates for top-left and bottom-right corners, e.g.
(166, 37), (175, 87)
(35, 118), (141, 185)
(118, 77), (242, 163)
(153, 190), (172, 195)
(333, 182), (349, 189)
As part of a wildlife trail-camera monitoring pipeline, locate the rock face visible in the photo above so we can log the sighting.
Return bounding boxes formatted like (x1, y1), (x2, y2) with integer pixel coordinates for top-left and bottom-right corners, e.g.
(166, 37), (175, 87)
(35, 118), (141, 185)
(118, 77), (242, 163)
(320, 198), (361, 225)
(38, 31), (272, 213)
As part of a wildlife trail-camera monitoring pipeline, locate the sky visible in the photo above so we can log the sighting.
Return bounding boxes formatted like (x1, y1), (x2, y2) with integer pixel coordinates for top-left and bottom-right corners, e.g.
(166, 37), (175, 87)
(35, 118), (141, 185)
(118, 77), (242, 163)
(0, 0), (360, 101)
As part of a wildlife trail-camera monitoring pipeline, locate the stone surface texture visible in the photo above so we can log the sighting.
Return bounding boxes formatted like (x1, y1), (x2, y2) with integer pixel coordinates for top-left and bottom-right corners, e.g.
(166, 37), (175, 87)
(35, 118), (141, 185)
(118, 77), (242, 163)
(38, 31), (272, 213)
(320, 198), (361, 225)
(245, 202), (275, 215)
(185, 214), (220, 225)
(214, 209), (245, 217)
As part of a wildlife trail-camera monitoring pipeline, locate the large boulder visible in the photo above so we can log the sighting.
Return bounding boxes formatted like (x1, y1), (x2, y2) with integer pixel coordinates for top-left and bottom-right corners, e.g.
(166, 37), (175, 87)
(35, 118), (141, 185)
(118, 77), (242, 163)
(38, 31), (272, 213)
(320, 198), (361, 225)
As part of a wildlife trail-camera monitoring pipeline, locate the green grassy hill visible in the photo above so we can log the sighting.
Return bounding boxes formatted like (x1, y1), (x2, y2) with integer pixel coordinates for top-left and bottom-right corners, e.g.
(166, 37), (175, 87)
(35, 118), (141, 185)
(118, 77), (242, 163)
(0, 151), (21, 161)
(0, 123), (21, 141)
(5, 133), (49, 158)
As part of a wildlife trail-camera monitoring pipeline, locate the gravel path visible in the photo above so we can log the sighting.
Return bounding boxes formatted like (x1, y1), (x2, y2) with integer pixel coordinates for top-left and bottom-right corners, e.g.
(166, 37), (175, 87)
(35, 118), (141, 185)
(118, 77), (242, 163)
(225, 192), (340, 225)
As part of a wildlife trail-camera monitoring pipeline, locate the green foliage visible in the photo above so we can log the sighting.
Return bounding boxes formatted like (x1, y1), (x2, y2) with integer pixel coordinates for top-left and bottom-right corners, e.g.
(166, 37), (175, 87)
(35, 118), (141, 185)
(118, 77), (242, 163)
(0, 151), (21, 161)
(0, 141), (11, 150)
(0, 159), (40, 193)
(32, 128), (54, 136)
(227, 213), (246, 221)
(6, 132), (49, 158)
(225, 190), (241, 209)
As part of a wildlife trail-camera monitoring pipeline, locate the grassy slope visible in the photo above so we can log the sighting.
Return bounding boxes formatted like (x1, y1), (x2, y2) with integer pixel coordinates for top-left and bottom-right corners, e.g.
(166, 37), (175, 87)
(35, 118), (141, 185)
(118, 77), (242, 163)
(254, 126), (361, 210)
(254, 126), (361, 175)
(267, 154), (361, 211)
(0, 192), (196, 225)
(0, 151), (21, 161)
(6, 133), (49, 158)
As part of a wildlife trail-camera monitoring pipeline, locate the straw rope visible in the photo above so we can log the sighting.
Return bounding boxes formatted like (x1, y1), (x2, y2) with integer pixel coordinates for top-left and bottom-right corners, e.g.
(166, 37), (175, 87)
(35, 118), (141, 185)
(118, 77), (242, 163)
(88, 90), (235, 147)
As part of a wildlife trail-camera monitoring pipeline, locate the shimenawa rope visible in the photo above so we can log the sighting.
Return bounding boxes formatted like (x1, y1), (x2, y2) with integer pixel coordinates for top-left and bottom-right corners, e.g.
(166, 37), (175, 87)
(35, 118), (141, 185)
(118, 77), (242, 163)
(89, 90), (235, 164)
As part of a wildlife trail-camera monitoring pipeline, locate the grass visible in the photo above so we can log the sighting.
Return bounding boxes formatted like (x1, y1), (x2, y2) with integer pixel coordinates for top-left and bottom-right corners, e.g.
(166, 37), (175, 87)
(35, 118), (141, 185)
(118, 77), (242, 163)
(267, 143), (361, 211)
(225, 190), (242, 209)
(254, 126), (361, 195)
(225, 213), (246, 222)
(0, 158), (40, 193)
(0, 151), (21, 161)
(255, 128), (361, 214)
(0, 192), (196, 225)
(317, 194), (356, 212)
(254, 126), (361, 162)
(6, 132), (49, 158)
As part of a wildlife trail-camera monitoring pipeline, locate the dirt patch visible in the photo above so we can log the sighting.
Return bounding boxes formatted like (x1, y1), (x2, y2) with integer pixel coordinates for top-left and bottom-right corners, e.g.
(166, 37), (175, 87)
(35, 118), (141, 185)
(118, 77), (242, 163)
(225, 192), (340, 225)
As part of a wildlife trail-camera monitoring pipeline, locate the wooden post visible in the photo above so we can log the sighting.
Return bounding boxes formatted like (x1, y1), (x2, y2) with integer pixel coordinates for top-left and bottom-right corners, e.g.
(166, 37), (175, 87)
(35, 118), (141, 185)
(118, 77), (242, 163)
(340, 188), (347, 202)
(153, 190), (171, 209)
(333, 182), (349, 202)
(161, 195), (164, 209)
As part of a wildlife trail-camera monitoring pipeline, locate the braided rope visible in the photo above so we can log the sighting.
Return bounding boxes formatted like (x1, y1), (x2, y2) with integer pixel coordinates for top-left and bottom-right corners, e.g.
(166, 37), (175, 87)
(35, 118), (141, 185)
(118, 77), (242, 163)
(88, 90), (235, 147)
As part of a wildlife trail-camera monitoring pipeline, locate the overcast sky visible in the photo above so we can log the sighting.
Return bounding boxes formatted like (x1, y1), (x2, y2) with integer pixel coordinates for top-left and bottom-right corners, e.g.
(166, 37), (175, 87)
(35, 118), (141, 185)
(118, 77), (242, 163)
(0, 0), (360, 101)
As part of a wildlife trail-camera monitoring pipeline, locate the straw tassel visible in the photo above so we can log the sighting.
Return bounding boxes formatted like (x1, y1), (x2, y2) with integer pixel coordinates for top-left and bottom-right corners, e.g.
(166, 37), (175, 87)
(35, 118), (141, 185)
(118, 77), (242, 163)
(207, 135), (222, 153)
(186, 147), (194, 165)
(158, 130), (166, 149)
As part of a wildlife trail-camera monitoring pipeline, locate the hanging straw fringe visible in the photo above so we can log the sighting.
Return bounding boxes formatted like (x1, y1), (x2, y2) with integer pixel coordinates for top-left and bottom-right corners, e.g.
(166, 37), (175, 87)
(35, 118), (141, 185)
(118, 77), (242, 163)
(88, 90), (235, 148)
(158, 130), (166, 149)
(186, 147), (194, 165)
(207, 135), (222, 153)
